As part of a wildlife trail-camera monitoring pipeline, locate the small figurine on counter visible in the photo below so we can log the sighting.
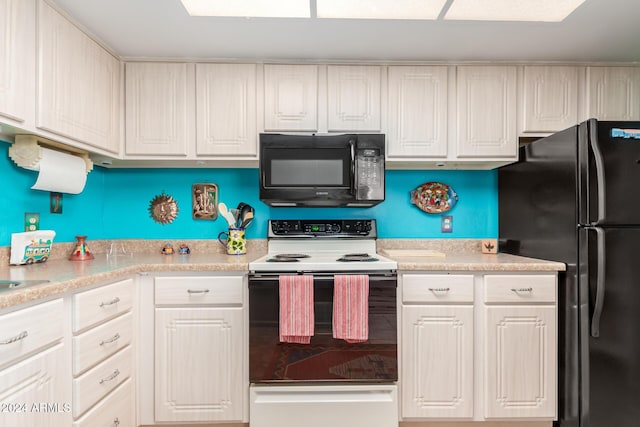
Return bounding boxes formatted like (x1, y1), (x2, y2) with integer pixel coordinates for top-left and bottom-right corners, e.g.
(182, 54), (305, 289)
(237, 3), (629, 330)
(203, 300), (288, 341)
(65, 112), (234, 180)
(178, 243), (191, 255)
(161, 243), (174, 255)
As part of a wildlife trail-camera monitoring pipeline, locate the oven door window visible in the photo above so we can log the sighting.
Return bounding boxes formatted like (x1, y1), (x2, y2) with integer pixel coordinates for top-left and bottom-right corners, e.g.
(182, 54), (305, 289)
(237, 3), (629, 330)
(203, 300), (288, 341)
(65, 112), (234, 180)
(248, 275), (397, 383)
(262, 147), (351, 188)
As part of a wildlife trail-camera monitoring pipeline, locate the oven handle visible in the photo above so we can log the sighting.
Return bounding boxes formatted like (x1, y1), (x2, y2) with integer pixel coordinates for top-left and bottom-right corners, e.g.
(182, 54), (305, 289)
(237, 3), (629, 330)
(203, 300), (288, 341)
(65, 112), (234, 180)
(249, 272), (396, 283)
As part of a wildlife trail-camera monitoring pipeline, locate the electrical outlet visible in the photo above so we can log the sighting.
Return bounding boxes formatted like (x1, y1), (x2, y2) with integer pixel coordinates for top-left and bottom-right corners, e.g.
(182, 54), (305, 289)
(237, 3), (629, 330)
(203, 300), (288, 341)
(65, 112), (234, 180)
(25, 212), (40, 231)
(441, 215), (453, 233)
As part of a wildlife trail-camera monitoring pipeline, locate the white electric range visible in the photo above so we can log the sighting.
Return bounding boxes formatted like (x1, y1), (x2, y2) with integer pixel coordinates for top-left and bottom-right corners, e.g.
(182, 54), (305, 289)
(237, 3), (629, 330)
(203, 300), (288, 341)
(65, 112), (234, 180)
(248, 219), (398, 427)
(248, 219), (397, 273)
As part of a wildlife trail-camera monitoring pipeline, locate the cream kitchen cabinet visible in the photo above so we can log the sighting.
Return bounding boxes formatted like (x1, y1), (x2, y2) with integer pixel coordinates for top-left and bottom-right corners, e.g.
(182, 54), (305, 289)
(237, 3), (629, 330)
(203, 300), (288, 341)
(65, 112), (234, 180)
(125, 62), (193, 156)
(327, 65), (382, 132)
(0, 298), (70, 427)
(37, 0), (120, 155)
(264, 64), (319, 132)
(195, 63), (257, 156)
(400, 272), (557, 423)
(153, 275), (246, 423)
(521, 66), (579, 134)
(456, 66), (517, 159)
(483, 275), (557, 420)
(586, 66), (640, 121)
(401, 274), (474, 419)
(71, 278), (135, 422)
(0, 0), (35, 127)
(387, 66), (449, 159)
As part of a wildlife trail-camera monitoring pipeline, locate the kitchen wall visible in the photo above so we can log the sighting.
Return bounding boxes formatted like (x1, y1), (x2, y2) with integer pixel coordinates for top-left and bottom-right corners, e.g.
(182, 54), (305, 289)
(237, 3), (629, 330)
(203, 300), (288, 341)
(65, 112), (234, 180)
(0, 141), (498, 246)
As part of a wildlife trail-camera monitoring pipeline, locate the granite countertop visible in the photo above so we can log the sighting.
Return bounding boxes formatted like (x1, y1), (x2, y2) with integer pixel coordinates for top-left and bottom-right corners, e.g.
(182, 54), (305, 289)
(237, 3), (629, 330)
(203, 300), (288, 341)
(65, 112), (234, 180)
(0, 238), (566, 310)
(389, 252), (566, 272)
(0, 251), (267, 310)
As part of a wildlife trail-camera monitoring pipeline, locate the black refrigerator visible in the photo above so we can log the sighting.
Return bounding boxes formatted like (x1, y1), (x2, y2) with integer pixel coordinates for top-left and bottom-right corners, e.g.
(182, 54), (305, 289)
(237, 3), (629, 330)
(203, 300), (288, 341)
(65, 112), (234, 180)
(499, 119), (640, 427)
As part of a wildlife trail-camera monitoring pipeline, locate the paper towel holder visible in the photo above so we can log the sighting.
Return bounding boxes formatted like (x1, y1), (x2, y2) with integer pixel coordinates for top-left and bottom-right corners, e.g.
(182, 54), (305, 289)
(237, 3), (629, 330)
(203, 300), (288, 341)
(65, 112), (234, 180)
(8, 135), (93, 174)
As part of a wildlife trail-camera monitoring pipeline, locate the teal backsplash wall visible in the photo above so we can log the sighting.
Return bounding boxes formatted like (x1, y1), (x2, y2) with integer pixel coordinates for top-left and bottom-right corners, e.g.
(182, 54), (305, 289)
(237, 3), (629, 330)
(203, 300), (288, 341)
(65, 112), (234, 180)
(0, 142), (497, 246)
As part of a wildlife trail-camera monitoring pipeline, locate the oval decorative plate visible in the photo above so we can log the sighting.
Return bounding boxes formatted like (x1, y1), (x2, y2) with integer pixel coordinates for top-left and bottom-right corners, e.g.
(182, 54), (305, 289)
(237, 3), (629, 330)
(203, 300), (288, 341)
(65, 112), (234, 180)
(410, 182), (458, 214)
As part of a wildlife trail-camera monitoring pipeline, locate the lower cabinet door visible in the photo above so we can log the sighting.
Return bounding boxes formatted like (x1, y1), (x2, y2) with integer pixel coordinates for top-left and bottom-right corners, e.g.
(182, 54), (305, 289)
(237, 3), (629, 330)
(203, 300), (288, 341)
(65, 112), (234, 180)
(401, 305), (474, 419)
(155, 307), (244, 422)
(0, 344), (70, 427)
(484, 306), (557, 419)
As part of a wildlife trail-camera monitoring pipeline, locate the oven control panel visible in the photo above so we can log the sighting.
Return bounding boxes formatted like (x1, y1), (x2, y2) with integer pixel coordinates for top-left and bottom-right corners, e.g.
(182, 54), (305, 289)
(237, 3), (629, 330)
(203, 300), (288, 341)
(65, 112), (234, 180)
(269, 219), (376, 238)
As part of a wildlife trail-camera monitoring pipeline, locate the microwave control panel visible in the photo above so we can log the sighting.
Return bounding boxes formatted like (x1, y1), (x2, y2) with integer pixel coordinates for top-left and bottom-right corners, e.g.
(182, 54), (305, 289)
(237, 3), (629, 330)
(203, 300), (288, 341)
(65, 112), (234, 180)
(355, 146), (384, 201)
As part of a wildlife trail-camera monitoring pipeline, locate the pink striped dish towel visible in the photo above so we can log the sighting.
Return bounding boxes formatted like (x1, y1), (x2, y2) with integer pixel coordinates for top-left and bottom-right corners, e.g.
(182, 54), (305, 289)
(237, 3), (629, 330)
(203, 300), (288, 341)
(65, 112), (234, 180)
(333, 274), (369, 343)
(279, 275), (314, 344)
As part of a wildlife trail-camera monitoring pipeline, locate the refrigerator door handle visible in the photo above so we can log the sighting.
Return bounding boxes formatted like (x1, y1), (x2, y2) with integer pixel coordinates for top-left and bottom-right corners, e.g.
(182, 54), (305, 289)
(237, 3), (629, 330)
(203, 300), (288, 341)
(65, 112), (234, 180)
(591, 227), (606, 337)
(589, 122), (607, 223)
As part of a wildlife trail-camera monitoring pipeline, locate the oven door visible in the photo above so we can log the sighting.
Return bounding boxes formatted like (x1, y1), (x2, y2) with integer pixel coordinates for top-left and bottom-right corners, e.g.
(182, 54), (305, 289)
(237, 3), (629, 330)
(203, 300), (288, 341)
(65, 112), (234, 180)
(248, 272), (397, 383)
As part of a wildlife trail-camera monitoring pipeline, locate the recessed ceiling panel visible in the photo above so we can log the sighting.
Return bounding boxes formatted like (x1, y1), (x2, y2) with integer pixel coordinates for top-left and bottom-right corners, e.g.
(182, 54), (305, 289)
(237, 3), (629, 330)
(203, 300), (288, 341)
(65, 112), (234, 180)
(317, 0), (448, 20)
(180, 0), (310, 17)
(445, 0), (587, 22)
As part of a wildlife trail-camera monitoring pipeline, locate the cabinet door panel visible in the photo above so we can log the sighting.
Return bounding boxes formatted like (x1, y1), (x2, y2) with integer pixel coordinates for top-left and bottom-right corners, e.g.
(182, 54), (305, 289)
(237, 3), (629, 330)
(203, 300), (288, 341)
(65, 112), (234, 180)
(0, 0), (34, 124)
(402, 305), (474, 419)
(587, 67), (640, 121)
(327, 65), (381, 131)
(155, 307), (244, 422)
(388, 66), (448, 158)
(0, 345), (68, 427)
(457, 66), (517, 158)
(484, 306), (556, 419)
(125, 62), (190, 156)
(264, 64), (318, 131)
(523, 66), (578, 133)
(38, 1), (120, 154)
(196, 63), (257, 156)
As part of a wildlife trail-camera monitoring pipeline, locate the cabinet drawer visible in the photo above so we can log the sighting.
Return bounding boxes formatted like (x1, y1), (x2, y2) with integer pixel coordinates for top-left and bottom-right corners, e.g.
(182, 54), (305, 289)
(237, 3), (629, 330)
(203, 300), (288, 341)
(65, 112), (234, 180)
(484, 275), (556, 304)
(73, 379), (133, 427)
(73, 279), (134, 332)
(73, 346), (132, 418)
(0, 299), (63, 367)
(155, 276), (243, 306)
(403, 274), (474, 303)
(73, 312), (133, 376)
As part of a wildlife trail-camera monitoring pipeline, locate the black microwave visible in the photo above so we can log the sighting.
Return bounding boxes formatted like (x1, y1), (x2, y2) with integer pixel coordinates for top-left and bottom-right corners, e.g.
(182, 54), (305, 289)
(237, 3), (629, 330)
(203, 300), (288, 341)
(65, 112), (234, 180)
(259, 133), (385, 207)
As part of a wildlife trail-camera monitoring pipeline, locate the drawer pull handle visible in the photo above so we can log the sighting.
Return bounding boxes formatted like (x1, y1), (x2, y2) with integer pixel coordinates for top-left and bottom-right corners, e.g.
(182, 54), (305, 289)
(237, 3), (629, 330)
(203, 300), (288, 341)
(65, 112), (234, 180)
(100, 333), (121, 346)
(428, 287), (450, 292)
(0, 330), (28, 345)
(99, 369), (120, 384)
(511, 287), (533, 293)
(187, 289), (210, 294)
(100, 297), (121, 307)
(113, 418), (120, 426)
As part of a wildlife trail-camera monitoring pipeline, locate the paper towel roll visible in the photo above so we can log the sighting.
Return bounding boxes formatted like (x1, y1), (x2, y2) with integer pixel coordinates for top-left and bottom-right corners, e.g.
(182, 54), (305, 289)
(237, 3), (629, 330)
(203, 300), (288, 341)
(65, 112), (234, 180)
(27, 148), (87, 194)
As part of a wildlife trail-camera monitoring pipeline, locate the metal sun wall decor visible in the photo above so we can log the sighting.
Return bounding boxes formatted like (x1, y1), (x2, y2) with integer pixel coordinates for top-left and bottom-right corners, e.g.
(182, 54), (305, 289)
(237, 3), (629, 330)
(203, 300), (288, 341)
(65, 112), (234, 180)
(410, 181), (459, 214)
(192, 183), (218, 220)
(149, 191), (179, 225)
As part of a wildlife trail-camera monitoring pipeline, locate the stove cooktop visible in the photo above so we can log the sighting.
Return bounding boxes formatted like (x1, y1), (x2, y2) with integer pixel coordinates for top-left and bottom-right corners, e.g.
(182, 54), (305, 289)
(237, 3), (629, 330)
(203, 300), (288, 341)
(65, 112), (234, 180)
(249, 219), (397, 272)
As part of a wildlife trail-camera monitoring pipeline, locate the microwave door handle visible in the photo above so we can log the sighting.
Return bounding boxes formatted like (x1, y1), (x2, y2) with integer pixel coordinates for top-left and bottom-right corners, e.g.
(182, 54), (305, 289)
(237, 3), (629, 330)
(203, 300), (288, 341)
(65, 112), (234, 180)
(349, 140), (356, 194)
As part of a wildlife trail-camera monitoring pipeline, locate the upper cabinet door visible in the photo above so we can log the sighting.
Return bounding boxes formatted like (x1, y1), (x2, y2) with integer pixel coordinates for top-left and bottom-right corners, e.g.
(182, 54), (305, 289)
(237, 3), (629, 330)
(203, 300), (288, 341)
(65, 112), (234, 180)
(387, 66), (448, 158)
(0, 0), (35, 125)
(522, 66), (578, 133)
(125, 62), (192, 156)
(196, 63), (257, 156)
(264, 64), (318, 132)
(587, 66), (640, 121)
(38, 1), (120, 155)
(327, 65), (381, 132)
(456, 66), (517, 158)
